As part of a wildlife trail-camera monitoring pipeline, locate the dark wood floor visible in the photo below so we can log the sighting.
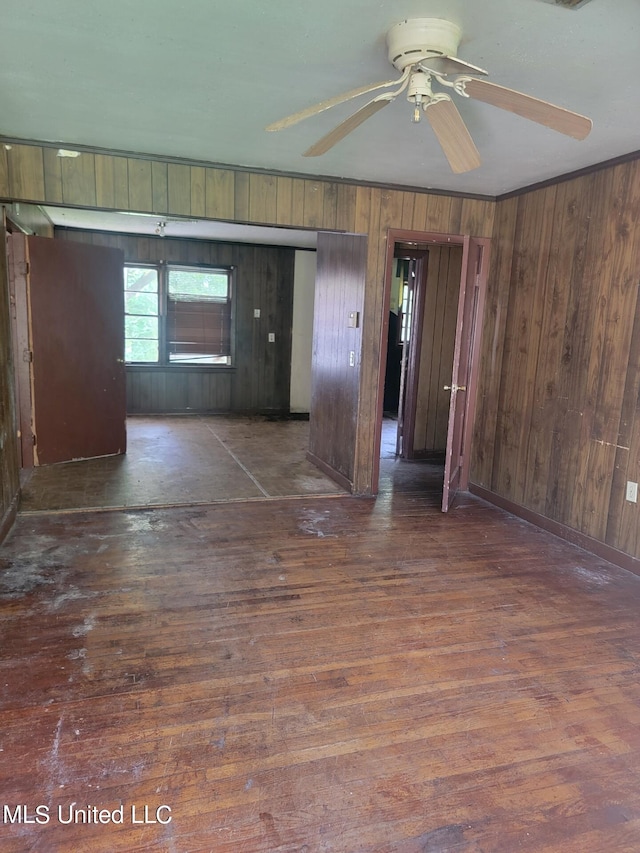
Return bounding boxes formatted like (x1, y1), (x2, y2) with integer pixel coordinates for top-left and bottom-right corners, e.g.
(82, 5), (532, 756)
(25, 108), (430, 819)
(2, 422), (640, 851)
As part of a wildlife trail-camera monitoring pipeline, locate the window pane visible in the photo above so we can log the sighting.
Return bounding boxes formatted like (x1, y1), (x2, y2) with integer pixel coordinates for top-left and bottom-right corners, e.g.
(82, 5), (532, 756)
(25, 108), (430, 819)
(166, 267), (231, 365)
(125, 291), (158, 315)
(124, 266), (159, 364)
(126, 338), (159, 363)
(124, 266), (159, 293)
(166, 298), (231, 363)
(126, 315), (158, 340)
(168, 268), (229, 300)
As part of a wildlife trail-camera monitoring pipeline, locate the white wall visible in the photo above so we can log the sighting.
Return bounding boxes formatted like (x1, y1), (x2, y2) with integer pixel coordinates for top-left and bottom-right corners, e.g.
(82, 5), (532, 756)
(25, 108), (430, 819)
(289, 249), (316, 413)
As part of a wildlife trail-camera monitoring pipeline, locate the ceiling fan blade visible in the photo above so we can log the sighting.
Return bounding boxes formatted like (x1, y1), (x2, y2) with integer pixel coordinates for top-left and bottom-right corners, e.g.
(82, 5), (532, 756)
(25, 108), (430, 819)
(266, 77), (402, 132)
(303, 97), (391, 157)
(463, 78), (592, 140)
(425, 98), (481, 174)
(419, 55), (487, 77)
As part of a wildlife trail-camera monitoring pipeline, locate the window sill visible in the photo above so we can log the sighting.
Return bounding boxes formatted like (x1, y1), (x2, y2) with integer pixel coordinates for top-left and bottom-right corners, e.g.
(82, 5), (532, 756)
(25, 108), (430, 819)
(125, 364), (235, 373)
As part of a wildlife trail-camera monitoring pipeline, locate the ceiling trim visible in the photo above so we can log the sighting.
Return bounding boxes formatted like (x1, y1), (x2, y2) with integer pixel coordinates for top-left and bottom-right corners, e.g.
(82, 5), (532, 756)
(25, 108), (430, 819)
(496, 147), (640, 201)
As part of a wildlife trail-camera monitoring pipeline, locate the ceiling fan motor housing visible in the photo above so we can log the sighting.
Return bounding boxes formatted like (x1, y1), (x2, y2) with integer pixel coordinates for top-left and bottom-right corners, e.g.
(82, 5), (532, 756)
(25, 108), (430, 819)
(387, 18), (462, 71)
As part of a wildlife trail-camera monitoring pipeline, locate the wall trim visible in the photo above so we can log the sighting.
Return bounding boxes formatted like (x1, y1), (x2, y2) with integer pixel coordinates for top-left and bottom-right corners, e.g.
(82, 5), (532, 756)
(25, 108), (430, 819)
(307, 451), (353, 494)
(469, 483), (640, 578)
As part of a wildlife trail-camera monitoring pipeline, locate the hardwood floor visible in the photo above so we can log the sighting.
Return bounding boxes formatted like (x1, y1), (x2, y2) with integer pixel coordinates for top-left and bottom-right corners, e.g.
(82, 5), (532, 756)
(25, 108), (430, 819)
(2, 425), (640, 851)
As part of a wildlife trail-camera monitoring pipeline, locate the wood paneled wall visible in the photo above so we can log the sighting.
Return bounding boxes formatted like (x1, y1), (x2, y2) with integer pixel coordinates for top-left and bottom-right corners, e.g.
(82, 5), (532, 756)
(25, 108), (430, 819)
(55, 228), (295, 415)
(472, 160), (640, 560)
(2, 141), (638, 562)
(0, 142), (494, 493)
(413, 245), (463, 453)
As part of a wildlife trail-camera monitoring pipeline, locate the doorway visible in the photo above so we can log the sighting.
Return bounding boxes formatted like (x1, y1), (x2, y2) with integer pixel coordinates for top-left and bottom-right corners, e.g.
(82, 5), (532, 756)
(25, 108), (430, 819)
(383, 245), (460, 461)
(376, 229), (490, 510)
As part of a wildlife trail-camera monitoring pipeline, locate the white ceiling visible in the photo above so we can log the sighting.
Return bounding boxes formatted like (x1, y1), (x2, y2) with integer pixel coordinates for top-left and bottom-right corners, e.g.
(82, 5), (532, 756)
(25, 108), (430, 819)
(43, 207), (319, 249)
(1, 0), (639, 197)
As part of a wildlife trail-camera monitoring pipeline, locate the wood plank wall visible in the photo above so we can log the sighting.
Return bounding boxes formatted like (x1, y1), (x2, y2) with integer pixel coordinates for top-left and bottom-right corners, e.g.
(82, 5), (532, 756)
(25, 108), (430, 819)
(471, 160), (640, 561)
(55, 228), (295, 415)
(1, 142), (638, 562)
(0, 227), (20, 536)
(0, 141), (494, 495)
(413, 245), (463, 454)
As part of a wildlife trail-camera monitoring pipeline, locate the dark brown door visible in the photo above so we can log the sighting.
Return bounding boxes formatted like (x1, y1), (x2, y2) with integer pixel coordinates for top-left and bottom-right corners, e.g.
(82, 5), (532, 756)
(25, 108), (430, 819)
(442, 237), (489, 511)
(24, 236), (126, 465)
(309, 232), (367, 490)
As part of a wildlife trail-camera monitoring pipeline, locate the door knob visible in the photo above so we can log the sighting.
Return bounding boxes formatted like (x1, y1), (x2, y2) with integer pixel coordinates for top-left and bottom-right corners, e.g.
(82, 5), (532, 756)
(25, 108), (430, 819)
(116, 358), (125, 363)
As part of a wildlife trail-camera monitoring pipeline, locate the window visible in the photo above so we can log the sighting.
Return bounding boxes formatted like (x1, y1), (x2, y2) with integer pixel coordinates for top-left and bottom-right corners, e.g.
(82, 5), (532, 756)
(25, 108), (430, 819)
(124, 266), (159, 363)
(124, 263), (233, 366)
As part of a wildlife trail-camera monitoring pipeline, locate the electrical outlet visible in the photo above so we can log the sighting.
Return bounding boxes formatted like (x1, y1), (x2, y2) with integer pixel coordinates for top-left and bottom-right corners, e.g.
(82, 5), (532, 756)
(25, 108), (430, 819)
(626, 481), (638, 503)
(268, 332), (275, 343)
(349, 351), (355, 367)
(253, 308), (260, 318)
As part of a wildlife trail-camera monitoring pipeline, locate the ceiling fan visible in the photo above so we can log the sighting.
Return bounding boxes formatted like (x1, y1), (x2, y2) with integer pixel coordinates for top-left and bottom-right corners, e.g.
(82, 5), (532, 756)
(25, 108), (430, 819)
(265, 18), (592, 174)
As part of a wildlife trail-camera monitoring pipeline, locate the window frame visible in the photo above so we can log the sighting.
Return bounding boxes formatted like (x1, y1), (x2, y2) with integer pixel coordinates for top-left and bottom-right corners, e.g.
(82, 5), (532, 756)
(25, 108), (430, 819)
(124, 261), (235, 369)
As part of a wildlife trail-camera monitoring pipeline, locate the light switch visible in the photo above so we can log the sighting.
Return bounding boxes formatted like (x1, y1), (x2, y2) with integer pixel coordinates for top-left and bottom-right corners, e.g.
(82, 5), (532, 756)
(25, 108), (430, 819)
(254, 308), (261, 318)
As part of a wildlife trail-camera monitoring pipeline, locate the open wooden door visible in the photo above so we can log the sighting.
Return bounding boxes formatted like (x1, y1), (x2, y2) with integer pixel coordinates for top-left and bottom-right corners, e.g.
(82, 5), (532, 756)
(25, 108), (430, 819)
(442, 236), (489, 511)
(16, 235), (126, 466)
(395, 252), (428, 459)
(308, 232), (367, 491)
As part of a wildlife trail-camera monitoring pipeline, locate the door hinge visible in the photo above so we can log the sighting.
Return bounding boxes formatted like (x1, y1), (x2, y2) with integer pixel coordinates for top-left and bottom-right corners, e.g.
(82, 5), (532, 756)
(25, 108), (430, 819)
(23, 348), (33, 363)
(17, 261), (29, 276)
(32, 433), (37, 446)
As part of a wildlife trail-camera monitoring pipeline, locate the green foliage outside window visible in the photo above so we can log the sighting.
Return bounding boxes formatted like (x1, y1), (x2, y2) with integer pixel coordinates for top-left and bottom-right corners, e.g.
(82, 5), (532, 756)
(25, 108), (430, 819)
(124, 266), (159, 363)
(168, 269), (229, 300)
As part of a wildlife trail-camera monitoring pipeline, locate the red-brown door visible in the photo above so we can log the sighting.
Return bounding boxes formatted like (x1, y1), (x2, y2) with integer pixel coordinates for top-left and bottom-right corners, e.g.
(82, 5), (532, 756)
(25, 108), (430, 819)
(23, 236), (126, 465)
(396, 253), (428, 459)
(442, 236), (489, 511)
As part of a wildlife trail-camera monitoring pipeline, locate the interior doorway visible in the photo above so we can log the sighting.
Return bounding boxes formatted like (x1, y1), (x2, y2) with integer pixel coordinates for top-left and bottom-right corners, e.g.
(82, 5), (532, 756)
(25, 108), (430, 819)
(376, 229), (490, 510)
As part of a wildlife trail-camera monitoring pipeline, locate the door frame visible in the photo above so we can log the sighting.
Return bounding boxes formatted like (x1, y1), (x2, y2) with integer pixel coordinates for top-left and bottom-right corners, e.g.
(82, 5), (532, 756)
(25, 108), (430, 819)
(373, 227), (490, 502)
(6, 229), (35, 468)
